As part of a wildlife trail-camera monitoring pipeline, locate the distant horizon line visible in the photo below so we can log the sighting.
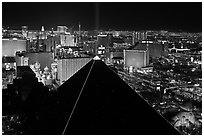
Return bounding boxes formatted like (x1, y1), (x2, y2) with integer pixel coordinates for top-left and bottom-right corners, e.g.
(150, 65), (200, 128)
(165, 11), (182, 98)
(2, 26), (202, 33)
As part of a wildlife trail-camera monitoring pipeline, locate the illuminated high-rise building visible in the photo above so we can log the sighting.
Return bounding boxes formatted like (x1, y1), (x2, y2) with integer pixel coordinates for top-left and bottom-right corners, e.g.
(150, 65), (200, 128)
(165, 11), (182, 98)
(79, 23), (81, 34)
(2, 38), (27, 56)
(59, 34), (77, 47)
(78, 22), (81, 43)
(41, 26), (45, 32)
(133, 31), (147, 42)
(135, 42), (168, 58)
(39, 26), (47, 39)
(57, 57), (91, 84)
(22, 26), (28, 38)
(96, 34), (113, 60)
(47, 34), (55, 53)
(15, 56), (29, 66)
(132, 31), (136, 45)
(57, 26), (68, 34)
(124, 49), (149, 69)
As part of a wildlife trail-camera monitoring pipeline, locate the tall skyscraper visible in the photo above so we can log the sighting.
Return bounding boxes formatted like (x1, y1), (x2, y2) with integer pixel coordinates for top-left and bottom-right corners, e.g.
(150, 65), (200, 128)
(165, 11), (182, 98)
(41, 26), (45, 32)
(135, 42), (167, 58)
(22, 26), (28, 38)
(124, 49), (149, 69)
(133, 31), (147, 42)
(59, 34), (77, 47)
(79, 22), (81, 34)
(78, 22), (81, 44)
(97, 34), (113, 59)
(2, 39), (27, 56)
(132, 31), (136, 45)
(57, 26), (68, 34)
(38, 26), (47, 40)
(57, 57), (91, 84)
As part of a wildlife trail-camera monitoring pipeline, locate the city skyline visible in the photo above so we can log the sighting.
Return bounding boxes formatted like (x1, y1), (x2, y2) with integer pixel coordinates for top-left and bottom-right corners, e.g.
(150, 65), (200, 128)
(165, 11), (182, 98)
(2, 1), (202, 135)
(2, 2), (202, 32)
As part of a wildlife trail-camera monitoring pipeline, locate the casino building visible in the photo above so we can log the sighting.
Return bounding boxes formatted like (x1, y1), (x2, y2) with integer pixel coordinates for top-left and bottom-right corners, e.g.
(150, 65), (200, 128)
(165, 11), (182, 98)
(124, 49), (149, 70)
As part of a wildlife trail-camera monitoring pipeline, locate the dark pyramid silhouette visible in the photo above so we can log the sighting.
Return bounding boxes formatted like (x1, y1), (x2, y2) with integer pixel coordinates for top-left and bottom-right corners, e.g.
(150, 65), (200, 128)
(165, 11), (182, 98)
(27, 60), (94, 134)
(32, 59), (180, 135)
(17, 66), (35, 77)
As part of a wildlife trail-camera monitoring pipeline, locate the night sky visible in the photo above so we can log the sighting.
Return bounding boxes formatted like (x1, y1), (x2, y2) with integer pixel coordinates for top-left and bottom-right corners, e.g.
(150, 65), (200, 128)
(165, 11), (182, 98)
(2, 2), (202, 32)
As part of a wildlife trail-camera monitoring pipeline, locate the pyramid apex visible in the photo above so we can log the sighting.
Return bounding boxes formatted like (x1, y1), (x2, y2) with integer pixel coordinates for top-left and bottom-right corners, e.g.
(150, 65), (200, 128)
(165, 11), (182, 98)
(93, 55), (100, 60)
